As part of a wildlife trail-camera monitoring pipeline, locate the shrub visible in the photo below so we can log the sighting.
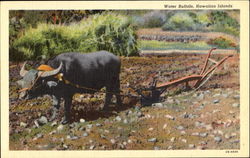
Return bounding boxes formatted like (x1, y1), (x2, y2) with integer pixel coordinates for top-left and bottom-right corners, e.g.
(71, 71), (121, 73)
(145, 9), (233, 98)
(162, 13), (195, 31)
(133, 11), (167, 28)
(207, 36), (237, 49)
(12, 12), (138, 60)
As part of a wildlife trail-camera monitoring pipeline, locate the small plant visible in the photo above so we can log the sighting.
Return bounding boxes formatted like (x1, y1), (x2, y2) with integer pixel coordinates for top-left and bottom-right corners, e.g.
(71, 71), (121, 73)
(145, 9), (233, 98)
(207, 36), (237, 49)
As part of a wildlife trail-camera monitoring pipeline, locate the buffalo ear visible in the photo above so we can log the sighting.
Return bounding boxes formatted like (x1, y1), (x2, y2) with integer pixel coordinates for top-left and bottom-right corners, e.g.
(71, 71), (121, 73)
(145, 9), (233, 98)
(46, 81), (58, 88)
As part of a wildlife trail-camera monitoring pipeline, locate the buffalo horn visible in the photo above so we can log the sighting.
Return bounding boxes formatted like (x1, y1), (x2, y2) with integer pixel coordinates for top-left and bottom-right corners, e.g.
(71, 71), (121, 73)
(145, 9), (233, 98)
(20, 61), (28, 77)
(39, 62), (63, 77)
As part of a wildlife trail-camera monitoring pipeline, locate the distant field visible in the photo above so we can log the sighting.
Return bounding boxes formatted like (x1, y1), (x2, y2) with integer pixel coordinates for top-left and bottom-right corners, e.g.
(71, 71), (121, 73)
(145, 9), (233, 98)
(138, 40), (212, 51)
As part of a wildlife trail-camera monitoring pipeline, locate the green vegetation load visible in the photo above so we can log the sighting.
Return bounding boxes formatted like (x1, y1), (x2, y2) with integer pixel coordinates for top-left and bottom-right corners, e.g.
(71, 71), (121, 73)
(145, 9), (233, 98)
(11, 12), (138, 60)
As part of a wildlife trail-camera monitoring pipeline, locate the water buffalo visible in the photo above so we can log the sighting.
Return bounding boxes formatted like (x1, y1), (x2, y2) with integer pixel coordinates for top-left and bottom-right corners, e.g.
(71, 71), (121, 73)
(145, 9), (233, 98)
(17, 51), (122, 124)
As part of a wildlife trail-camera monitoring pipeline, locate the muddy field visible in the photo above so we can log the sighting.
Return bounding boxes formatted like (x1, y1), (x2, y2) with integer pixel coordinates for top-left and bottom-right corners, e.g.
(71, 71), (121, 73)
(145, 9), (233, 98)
(9, 52), (239, 150)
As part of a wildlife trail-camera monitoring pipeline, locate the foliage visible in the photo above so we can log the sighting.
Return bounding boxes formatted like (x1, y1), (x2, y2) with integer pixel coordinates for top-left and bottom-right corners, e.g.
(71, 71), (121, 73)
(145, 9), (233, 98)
(207, 36), (237, 49)
(11, 12), (138, 60)
(162, 13), (196, 31)
(209, 11), (240, 36)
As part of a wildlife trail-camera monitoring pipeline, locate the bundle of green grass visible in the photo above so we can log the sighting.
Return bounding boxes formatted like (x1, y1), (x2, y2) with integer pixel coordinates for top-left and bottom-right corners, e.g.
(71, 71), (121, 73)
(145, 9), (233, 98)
(13, 12), (139, 60)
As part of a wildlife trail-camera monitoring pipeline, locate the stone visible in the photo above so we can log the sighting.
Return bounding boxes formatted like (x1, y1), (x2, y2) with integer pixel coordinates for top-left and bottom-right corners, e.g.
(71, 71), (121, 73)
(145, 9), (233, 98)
(51, 121), (57, 127)
(148, 138), (157, 143)
(213, 99), (220, 104)
(232, 103), (240, 108)
(205, 124), (213, 130)
(38, 116), (48, 125)
(180, 131), (186, 135)
(148, 128), (154, 131)
(89, 145), (95, 150)
(63, 144), (68, 149)
(49, 130), (56, 135)
(177, 126), (184, 130)
(191, 132), (199, 136)
(57, 124), (64, 132)
(34, 120), (40, 128)
(189, 144), (195, 148)
(197, 93), (204, 100)
(214, 136), (222, 143)
(181, 139), (187, 143)
(100, 134), (106, 139)
(110, 138), (116, 144)
(83, 132), (88, 137)
(199, 133), (208, 137)
(168, 146), (173, 150)
(115, 116), (122, 122)
(233, 95), (240, 99)
(225, 134), (232, 139)
(86, 124), (93, 129)
(96, 123), (102, 127)
(20, 122), (27, 128)
(163, 124), (168, 129)
(170, 137), (175, 142)
(165, 115), (175, 120)
(80, 118), (85, 123)
(123, 119), (128, 124)
(152, 103), (164, 108)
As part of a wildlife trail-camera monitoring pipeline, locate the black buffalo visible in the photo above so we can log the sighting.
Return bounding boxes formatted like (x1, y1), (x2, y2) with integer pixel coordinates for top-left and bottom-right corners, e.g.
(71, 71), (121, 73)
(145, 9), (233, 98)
(17, 51), (122, 124)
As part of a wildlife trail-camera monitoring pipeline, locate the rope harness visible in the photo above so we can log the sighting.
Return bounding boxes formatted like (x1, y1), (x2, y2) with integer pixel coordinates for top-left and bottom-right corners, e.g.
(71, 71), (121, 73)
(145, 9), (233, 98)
(18, 64), (138, 98)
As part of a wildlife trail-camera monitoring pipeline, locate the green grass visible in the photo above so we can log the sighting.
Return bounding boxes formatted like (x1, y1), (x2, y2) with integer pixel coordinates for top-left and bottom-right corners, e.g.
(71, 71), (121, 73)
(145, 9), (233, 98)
(138, 40), (212, 50)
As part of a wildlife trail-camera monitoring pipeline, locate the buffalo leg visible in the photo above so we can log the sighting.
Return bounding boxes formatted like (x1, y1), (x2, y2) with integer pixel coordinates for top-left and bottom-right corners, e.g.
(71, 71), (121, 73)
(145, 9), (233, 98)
(50, 95), (60, 121)
(62, 96), (73, 124)
(103, 91), (112, 110)
(115, 78), (122, 106)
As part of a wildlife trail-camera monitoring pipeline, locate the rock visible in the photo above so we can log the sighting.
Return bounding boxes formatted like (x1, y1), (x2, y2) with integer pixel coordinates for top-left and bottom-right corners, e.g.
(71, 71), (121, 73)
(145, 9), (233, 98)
(79, 127), (85, 131)
(167, 146), (173, 150)
(222, 93), (229, 98)
(181, 139), (187, 143)
(154, 146), (160, 150)
(66, 135), (71, 139)
(232, 103), (240, 108)
(123, 142), (127, 146)
(163, 124), (167, 129)
(110, 138), (116, 144)
(80, 118), (85, 123)
(180, 131), (186, 135)
(100, 134), (106, 139)
(89, 145), (95, 150)
(214, 136), (222, 143)
(213, 99), (220, 104)
(86, 124), (93, 129)
(189, 144), (195, 148)
(148, 138), (157, 143)
(177, 125), (184, 130)
(199, 141), (207, 145)
(152, 103), (164, 108)
(233, 95), (240, 99)
(165, 114), (175, 120)
(71, 136), (79, 140)
(51, 121), (57, 127)
(137, 112), (143, 117)
(191, 132), (199, 136)
(230, 139), (240, 144)
(63, 144), (68, 149)
(195, 121), (204, 127)
(126, 110), (133, 115)
(225, 134), (232, 139)
(49, 130), (56, 135)
(20, 122), (27, 128)
(83, 132), (88, 137)
(38, 116), (48, 125)
(123, 119), (128, 124)
(170, 137), (175, 142)
(199, 133), (208, 137)
(148, 128), (154, 131)
(197, 93), (204, 100)
(33, 133), (43, 140)
(115, 116), (122, 122)
(34, 120), (40, 128)
(205, 124), (213, 130)
(128, 139), (132, 144)
(96, 123), (102, 127)
(57, 124), (64, 132)
(213, 93), (221, 97)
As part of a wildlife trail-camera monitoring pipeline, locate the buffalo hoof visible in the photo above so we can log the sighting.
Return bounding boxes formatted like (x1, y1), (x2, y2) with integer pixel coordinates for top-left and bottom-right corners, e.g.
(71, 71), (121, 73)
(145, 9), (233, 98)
(61, 117), (70, 124)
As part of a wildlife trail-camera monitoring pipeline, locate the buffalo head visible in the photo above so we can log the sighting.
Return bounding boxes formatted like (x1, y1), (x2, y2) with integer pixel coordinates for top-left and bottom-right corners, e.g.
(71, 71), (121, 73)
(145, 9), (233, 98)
(17, 62), (63, 99)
